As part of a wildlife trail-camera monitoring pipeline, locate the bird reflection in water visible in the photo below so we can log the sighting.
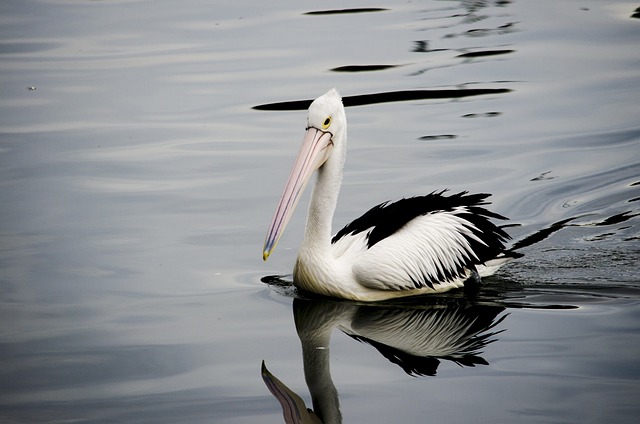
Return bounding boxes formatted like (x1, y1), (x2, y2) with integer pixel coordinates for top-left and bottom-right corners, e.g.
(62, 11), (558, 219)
(262, 297), (506, 424)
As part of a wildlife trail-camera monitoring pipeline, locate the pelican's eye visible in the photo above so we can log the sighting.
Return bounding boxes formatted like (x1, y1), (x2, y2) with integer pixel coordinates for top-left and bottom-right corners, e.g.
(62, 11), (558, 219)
(322, 116), (332, 130)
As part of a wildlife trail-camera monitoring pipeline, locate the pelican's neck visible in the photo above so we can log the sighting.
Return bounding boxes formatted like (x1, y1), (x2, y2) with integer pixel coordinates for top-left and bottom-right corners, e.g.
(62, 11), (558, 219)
(302, 129), (346, 255)
(294, 299), (351, 424)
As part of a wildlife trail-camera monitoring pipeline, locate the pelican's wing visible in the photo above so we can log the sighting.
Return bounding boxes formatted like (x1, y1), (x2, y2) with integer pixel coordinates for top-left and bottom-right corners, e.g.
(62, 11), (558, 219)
(333, 191), (512, 291)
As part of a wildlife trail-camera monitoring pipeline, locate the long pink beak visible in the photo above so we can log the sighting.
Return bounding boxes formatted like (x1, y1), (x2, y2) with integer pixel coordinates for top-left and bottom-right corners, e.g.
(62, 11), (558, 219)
(263, 127), (334, 260)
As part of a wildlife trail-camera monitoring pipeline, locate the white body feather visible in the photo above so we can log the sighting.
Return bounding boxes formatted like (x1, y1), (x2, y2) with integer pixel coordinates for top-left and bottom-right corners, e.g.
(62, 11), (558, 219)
(295, 209), (507, 301)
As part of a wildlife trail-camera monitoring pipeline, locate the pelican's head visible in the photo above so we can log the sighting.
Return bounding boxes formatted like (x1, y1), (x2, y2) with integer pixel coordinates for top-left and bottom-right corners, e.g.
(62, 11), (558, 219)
(306, 88), (346, 140)
(263, 88), (346, 261)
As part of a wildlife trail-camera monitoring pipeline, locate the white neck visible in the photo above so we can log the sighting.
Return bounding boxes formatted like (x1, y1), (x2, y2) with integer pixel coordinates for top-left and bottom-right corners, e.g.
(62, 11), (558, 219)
(300, 128), (346, 257)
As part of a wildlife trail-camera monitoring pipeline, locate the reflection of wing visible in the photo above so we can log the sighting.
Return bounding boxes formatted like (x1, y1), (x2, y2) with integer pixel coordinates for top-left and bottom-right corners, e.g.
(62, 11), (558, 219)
(347, 334), (443, 376)
(293, 298), (505, 377)
(342, 304), (505, 376)
(345, 304), (505, 356)
(261, 361), (322, 424)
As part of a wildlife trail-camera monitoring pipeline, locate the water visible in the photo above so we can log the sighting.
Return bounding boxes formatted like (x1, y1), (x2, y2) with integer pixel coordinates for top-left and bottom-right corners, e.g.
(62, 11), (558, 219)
(1, 0), (639, 422)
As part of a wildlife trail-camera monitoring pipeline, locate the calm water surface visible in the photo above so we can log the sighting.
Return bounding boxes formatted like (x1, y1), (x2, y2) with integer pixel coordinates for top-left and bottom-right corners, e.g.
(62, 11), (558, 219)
(1, 1), (639, 423)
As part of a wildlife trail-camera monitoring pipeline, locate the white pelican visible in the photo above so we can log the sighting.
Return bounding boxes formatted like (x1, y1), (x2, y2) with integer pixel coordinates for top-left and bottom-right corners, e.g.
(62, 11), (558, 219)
(263, 88), (519, 301)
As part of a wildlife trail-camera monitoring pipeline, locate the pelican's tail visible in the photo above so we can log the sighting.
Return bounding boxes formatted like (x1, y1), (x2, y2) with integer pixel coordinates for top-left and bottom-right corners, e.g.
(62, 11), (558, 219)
(478, 250), (523, 278)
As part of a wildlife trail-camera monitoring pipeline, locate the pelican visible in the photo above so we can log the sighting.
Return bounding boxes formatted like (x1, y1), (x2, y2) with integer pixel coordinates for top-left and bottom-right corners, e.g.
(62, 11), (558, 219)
(263, 88), (519, 301)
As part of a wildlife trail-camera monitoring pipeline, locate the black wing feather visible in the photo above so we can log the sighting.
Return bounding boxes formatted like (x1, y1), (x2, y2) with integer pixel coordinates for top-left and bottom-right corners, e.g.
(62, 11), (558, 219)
(332, 190), (512, 272)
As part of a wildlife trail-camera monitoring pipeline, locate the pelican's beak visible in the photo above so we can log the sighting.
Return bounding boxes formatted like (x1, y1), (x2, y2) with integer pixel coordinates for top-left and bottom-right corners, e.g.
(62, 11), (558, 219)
(263, 127), (334, 260)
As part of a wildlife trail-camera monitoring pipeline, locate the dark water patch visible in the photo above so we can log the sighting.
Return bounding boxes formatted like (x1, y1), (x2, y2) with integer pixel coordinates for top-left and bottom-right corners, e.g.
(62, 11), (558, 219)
(445, 22), (518, 38)
(510, 217), (579, 251)
(462, 111), (501, 118)
(418, 134), (457, 141)
(304, 8), (388, 16)
(511, 208), (639, 253)
(253, 88), (512, 111)
(587, 232), (616, 242)
(531, 171), (556, 181)
(330, 64), (403, 72)
(593, 211), (639, 226)
(498, 301), (577, 310)
(457, 49), (515, 58)
(411, 41), (449, 53)
(261, 274), (293, 288)
(261, 274), (300, 298)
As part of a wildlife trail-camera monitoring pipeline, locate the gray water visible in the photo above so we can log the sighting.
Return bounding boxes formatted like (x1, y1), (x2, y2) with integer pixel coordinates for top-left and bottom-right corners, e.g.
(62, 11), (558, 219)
(1, 1), (639, 423)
